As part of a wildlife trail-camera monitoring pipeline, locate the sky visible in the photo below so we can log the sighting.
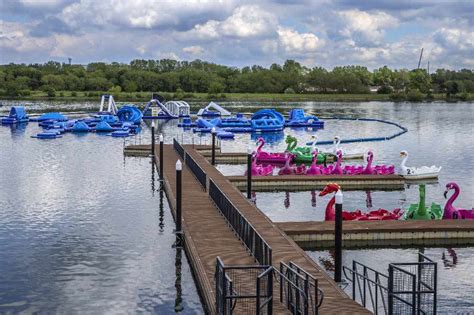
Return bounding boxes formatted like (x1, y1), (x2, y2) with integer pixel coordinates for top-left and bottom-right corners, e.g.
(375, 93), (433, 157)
(0, 0), (473, 70)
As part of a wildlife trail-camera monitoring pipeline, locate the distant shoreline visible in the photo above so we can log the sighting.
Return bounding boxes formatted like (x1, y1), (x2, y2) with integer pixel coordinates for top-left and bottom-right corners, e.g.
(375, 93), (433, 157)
(2, 91), (472, 103)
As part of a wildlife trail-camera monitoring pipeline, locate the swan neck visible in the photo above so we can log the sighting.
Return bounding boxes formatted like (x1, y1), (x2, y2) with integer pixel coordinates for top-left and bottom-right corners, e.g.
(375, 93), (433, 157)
(401, 155), (408, 169)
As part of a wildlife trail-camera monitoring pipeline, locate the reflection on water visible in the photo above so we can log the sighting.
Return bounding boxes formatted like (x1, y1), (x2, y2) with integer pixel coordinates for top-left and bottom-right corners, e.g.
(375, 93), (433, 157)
(308, 247), (474, 313)
(0, 121), (202, 313)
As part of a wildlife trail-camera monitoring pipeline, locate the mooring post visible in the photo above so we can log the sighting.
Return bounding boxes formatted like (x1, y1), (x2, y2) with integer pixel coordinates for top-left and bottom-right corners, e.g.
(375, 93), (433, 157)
(247, 145), (253, 199)
(334, 189), (343, 283)
(150, 121), (155, 157)
(159, 134), (164, 180)
(211, 127), (216, 166)
(175, 160), (183, 246)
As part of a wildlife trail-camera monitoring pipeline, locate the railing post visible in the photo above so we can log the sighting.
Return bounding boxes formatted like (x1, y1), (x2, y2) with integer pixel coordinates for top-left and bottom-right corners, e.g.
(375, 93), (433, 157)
(247, 145), (253, 200)
(211, 127), (216, 166)
(334, 189), (343, 283)
(268, 268), (273, 314)
(256, 274), (261, 313)
(159, 134), (164, 180)
(388, 265), (393, 315)
(175, 160), (183, 246)
(352, 260), (356, 300)
(150, 121), (155, 157)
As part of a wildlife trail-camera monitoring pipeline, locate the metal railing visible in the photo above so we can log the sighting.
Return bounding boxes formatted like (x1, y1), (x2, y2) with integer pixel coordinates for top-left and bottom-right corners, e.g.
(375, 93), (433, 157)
(209, 179), (272, 266)
(173, 138), (185, 159)
(343, 261), (389, 314)
(185, 152), (207, 190)
(389, 253), (437, 315)
(278, 262), (323, 315)
(215, 257), (273, 314)
(343, 252), (437, 315)
(288, 262), (324, 314)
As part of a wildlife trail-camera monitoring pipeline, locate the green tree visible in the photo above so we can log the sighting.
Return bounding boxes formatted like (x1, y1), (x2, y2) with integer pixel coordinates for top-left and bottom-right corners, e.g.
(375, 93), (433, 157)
(409, 69), (431, 93)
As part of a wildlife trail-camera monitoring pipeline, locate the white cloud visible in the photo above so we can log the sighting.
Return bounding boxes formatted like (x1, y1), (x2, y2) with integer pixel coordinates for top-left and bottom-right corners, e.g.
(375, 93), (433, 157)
(59, 0), (238, 30)
(338, 9), (398, 43)
(0, 21), (53, 55)
(192, 5), (277, 39)
(434, 27), (474, 52)
(277, 27), (323, 54)
(182, 45), (205, 55)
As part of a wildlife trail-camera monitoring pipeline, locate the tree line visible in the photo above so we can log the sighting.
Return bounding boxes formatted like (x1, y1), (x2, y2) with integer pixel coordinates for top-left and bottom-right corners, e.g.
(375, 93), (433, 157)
(0, 59), (472, 100)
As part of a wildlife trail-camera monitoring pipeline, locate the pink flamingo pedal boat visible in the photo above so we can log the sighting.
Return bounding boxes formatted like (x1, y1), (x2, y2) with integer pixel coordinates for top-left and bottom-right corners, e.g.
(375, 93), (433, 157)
(245, 154), (274, 176)
(443, 182), (474, 219)
(343, 150), (394, 175)
(278, 153), (307, 175)
(319, 183), (403, 221)
(304, 150), (394, 176)
(254, 137), (287, 164)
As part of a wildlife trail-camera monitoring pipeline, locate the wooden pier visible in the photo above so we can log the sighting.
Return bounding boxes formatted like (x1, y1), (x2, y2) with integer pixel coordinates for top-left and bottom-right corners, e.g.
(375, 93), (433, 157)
(278, 220), (474, 249)
(124, 143), (472, 314)
(148, 143), (369, 314)
(228, 174), (405, 191)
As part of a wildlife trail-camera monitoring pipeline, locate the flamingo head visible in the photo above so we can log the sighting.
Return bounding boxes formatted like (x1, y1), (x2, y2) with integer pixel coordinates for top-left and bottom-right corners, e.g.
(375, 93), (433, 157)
(444, 182), (457, 198)
(313, 148), (319, 156)
(400, 150), (408, 158)
(366, 150), (373, 161)
(319, 183), (340, 196)
(256, 137), (264, 145)
(336, 149), (343, 159)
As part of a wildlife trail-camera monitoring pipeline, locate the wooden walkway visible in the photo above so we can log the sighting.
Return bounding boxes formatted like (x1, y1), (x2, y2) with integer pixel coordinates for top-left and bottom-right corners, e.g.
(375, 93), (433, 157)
(152, 143), (369, 314)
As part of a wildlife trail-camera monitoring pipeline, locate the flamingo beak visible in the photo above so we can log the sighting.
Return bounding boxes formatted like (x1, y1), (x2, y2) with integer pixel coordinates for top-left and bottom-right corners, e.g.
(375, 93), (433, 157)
(443, 190), (448, 199)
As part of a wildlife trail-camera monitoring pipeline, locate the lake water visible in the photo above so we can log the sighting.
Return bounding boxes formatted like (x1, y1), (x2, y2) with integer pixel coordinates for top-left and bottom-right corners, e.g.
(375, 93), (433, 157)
(1, 100), (473, 313)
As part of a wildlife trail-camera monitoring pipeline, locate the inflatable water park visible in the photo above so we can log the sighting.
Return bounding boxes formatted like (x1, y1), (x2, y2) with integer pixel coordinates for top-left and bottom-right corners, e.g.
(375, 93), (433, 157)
(1, 93), (471, 223)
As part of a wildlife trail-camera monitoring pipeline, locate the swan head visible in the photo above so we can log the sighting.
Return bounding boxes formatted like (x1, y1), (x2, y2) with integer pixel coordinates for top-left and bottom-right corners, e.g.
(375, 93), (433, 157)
(400, 150), (408, 158)
(319, 183), (340, 196)
(444, 182), (457, 198)
(334, 136), (340, 143)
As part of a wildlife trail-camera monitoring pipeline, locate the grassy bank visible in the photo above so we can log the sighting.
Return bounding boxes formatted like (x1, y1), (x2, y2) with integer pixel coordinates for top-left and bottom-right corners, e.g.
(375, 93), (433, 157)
(2, 90), (472, 103)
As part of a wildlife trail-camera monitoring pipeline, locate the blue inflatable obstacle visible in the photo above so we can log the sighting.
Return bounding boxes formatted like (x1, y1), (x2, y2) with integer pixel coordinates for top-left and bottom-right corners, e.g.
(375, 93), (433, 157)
(251, 109), (285, 132)
(31, 130), (62, 139)
(143, 98), (177, 119)
(95, 120), (114, 132)
(178, 117), (197, 128)
(192, 118), (235, 139)
(117, 105), (143, 124)
(1, 106), (29, 124)
(111, 130), (131, 137)
(285, 108), (324, 128)
(30, 112), (68, 122)
(218, 113), (251, 128)
(71, 120), (91, 132)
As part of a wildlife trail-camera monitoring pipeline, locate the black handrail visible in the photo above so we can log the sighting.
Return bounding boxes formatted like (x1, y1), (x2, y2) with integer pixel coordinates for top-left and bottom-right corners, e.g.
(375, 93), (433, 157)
(173, 138), (185, 159)
(185, 152), (207, 190)
(209, 179), (272, 266)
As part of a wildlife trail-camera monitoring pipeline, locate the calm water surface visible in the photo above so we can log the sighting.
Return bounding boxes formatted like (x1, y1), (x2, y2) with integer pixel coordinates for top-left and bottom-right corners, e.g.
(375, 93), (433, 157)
(0, 118), (203, 313)
(1, 100), (473, 313)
